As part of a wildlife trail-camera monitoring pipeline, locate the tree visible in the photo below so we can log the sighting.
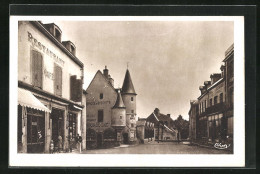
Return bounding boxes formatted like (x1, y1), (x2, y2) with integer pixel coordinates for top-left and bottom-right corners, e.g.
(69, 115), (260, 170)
(173, 115), (190, 140)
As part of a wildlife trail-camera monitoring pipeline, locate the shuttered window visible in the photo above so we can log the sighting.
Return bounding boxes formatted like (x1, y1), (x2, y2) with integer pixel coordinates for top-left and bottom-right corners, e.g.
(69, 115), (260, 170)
(54, 64), (62, 96)
(70, 75), (82, 102)
(32, 50), (43, 88)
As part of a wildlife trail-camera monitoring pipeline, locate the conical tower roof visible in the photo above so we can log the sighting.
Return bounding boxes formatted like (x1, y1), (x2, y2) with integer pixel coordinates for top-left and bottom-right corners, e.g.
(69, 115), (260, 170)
(121, 69), (136, 95)
(112, 90), (126, 108)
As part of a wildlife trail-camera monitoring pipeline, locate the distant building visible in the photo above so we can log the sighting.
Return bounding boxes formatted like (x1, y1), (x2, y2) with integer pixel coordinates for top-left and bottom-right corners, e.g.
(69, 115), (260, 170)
(146, 108), (177, 141)
(18, 21), (84, 153)
(189, 44), (234, 147)
(136, 117), (154, 143)
(85, 66), (137, 149)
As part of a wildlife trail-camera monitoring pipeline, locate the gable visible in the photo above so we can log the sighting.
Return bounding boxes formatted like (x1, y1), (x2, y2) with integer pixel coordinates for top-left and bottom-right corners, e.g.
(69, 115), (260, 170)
(86, 71), (117, 103)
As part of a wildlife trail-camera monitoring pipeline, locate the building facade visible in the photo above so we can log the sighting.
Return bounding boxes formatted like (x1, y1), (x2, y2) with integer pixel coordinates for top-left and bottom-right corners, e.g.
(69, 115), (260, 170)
(85, 67), (137, 149)
(146, 108), (177, 141)
(188, 44), (234, 148)
(18, 21), (84, 153)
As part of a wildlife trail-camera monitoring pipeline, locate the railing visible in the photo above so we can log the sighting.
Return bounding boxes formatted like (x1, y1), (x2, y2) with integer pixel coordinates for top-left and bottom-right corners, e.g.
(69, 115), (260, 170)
(199, 102), (226, 117)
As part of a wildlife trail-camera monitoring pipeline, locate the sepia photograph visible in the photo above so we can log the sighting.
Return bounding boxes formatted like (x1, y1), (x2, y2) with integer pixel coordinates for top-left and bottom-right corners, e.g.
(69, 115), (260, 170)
(9, 15), (245, 167)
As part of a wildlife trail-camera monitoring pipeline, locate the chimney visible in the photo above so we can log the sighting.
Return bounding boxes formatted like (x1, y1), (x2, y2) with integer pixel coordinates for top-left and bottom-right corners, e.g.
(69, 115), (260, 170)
(154, 108), (160, 115)
(103, 66), (109, 79)
(220, 65), (225, 78)
(199, 86), (206, 95)
(167, 114), (171, 117)
(108, 75), (114, 87)
(204, 81), (211, 89)
(210, 73), (221, 84)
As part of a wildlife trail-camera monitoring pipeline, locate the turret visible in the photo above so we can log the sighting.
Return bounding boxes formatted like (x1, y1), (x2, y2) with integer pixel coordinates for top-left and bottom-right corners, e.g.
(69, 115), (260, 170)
(111, 90), (126, 127)
(121, 69), (137, 118)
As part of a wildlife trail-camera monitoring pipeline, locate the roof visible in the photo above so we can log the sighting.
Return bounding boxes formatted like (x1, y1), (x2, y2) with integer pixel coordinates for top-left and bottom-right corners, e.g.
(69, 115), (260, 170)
(146, 111), (176, 129)
(30, 21), (83, 68)
(121, 69), (136, 95)
(86, 70), (116, 93)
(112, 90), (126, 109)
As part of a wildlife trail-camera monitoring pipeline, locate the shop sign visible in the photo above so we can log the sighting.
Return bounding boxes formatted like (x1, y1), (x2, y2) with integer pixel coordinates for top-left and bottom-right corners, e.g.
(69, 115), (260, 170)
(27, 31), (65, 66)
(87, 122), (110, 128)
(86, 101), (110, 106)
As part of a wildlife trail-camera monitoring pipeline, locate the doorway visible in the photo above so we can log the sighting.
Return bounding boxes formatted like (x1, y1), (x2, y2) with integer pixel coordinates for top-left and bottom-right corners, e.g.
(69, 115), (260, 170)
(123, 133), (128, 144)
(51, 108), (64, 149)
(26, 108), (45, 153)
(97, 133), (103, 148)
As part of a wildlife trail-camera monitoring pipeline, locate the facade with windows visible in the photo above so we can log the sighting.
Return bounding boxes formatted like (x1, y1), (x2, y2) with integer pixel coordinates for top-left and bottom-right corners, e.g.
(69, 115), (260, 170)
(85, 66), (137, 149)
(188, 44), (234, 148)
(18, 21), (84, 153)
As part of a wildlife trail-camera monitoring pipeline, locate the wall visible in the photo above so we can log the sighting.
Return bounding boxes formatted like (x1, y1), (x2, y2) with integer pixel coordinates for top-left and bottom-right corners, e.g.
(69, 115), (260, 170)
(18, 21), (82, 100)
(86, 71), (117, 132)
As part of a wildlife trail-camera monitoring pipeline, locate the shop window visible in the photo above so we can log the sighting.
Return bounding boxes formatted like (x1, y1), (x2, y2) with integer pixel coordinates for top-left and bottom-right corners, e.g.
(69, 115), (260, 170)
(220, 93), (223, 103)
(26, 109), (45, 153)
(17, 106), (22, 144)
(68, 113), (77, 139)
(214, 96), (218, 105)
(98, 110), (104, 122)
(31, 50), (43, 88)
(100, 93), (103, 99)
(54, 64), (62, 96)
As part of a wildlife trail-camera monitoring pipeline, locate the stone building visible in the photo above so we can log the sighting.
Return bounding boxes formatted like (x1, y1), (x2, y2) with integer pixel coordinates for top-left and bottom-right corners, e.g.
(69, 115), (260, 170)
(136, 117), (154, 143)
(188, 44), (234, 147)
(17, 21), (85, 153)
(85, 67), (137, 149)
(146, 108), (177, 141)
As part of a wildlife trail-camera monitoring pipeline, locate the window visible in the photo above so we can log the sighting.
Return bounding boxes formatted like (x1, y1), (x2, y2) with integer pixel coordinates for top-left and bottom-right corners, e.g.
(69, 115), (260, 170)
(131, 110), (134, 113)
(220, 93), (223, 103)
(204, 100), (207, 109)
(131, 97), (134, 101)
(214, 96), (218, 105)
(131, 124), (134, 128)
(98, 110), (103, 122)
(120, 116), (122, 119)
(68, 113), (77, 139)
(54, 64), (62, 96)
(31, 50), (43, 88)
(100, 93), (103, 99)
(210, 99), (212, 106)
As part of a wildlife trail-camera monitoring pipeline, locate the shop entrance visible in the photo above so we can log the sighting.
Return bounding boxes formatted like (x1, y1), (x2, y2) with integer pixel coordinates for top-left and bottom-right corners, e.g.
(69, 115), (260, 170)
(51, 108), (64, 149)
(26, 108), (45, 153)
(97, 133), (103, 148)
(123, 133), (128, 144)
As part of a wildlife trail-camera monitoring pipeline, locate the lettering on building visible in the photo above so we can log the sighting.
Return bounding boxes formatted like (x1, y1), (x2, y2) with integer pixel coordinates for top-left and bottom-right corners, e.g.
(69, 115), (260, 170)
(43, 68), (54, 80)
(87, 122), (110, 128)
(28, 31), (65, 66)
(86, 101), (111, 106)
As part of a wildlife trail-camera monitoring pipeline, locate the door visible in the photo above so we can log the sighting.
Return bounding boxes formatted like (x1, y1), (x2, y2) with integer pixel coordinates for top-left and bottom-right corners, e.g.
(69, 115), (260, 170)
(27, 109), (45, 153)
(51, 109), (64, 148)
(96, 133), (103, 148)
(123, 133), (128, 144)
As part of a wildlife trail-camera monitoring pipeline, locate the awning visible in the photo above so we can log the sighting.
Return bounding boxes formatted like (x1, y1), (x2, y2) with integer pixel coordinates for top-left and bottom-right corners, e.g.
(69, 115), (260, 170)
(18, 88), (51, 113)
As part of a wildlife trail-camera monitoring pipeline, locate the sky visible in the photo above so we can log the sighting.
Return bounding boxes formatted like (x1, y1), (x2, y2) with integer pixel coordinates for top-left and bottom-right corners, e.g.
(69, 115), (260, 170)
(42, 20), (233, 120)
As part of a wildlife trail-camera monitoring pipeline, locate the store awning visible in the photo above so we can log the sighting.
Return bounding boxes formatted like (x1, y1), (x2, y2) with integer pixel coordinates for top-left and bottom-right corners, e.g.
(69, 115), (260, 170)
(18, 88), (51, 113)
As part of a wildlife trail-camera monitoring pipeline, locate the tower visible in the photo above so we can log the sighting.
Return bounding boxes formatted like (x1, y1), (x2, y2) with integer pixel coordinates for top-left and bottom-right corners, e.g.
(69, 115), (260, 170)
(111, 89), (126, 143)
(121, 69), (137, 143)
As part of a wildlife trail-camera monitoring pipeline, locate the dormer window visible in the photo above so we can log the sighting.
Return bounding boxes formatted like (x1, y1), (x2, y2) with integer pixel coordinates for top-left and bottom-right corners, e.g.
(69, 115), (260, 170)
(55, 28), (61, 42)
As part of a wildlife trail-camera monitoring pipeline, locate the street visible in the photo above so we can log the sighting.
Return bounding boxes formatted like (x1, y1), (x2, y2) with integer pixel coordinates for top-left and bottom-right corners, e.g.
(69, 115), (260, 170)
(81, 141), (232, 154)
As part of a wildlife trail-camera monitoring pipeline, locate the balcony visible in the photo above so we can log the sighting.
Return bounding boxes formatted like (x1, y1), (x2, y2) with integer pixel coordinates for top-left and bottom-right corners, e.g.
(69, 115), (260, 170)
(199, 102), (226, 117)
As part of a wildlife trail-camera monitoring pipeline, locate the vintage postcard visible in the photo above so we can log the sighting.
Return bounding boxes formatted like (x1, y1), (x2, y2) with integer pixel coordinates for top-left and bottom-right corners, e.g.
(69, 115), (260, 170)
(9, 16), (245, 167)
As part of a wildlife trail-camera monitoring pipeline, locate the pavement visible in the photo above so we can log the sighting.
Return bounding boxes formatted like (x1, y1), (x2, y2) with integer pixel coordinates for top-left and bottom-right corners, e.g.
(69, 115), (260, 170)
(79, 141), (232, 154)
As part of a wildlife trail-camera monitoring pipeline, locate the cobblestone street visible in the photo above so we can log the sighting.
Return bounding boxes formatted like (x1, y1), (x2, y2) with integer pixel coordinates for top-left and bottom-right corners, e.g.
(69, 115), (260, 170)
(81, 141), (232, 154)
